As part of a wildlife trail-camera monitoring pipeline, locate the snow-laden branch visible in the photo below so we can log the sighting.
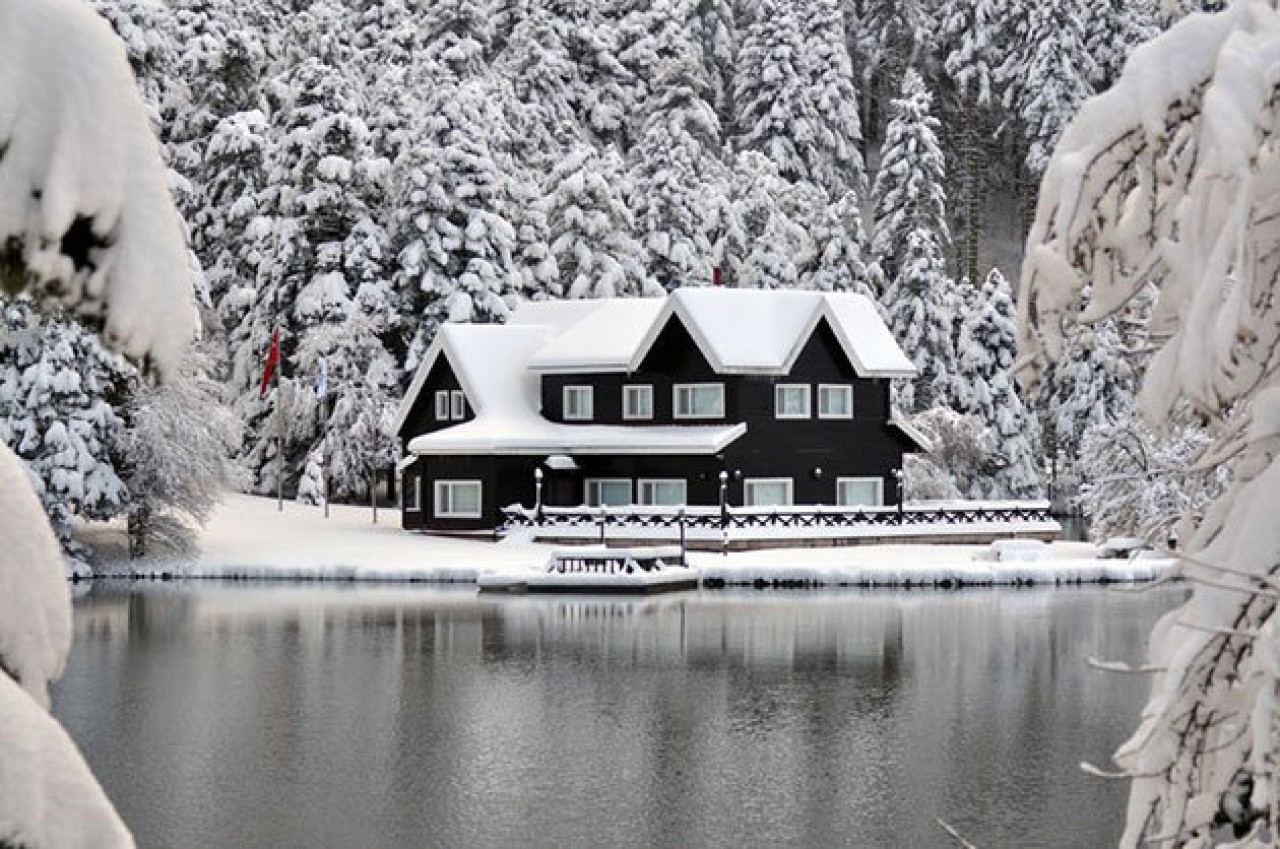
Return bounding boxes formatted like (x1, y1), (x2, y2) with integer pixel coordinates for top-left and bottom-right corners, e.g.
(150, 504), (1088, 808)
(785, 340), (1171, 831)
(1019, 2), (1280, 845)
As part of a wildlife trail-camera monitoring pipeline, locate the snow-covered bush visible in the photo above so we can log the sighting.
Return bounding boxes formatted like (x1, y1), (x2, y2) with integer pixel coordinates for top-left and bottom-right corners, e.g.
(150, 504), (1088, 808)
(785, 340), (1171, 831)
(1018, 3), (1280, 842)
(1075, 405), (1223, 546)
(902, 407), (993, 500)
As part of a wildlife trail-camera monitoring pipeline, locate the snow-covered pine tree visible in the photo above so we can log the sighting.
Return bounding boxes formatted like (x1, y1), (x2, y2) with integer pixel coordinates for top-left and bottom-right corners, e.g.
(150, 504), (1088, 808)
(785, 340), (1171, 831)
(869, 69), (949, 285)
(422, 0), (496, 79)
(953, 268), (1042, 498)
(1083, 0), (1158, 91)
(718, 151), (822, 289)
(884, 226), (958, 413)
(732, 0), (864, 198)
(544, 145), (655, 298)
(802, 191), (878, 298)
(627, 54), (728, 289)
(845, 0), (931, 135)
(997, 0), (1096, 176)
(0, 300), (132, 558)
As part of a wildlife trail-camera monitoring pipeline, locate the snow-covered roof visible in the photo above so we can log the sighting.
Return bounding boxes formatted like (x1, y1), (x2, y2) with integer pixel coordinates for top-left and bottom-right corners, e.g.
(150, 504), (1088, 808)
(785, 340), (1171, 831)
(525, 298), (666, 372)
(408, 421), (746, 456)
(526, 289), (917, 378)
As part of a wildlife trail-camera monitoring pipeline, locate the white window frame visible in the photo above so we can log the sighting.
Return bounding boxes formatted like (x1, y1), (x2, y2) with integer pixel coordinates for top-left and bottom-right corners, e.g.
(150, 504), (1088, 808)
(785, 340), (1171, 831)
(673, 383), (725, 419)
(434, 391), (450, 421)
(433, 480), (482, 518)
(403, 475), (421, 511)
(774, 384), (811, 419)
(449, 389), (466, 420)
(744, 478), (794, 507)
(563, 385), (594, 421)
(585, 478), (632, 507)
(637, 478), (687, 506)
(623, 384), (654, 421)
(836, 477), (884, 507)
(817, 384), (854, 420)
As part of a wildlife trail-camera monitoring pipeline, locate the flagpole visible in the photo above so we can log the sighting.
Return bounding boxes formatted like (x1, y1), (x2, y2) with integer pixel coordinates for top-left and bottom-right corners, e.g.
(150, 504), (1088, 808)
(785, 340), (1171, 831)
(275, 296), (284, 513)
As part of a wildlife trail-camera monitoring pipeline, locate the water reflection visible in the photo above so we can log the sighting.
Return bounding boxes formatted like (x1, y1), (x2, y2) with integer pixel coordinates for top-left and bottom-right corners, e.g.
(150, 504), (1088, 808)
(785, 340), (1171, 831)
(54, 583), (1184, 849)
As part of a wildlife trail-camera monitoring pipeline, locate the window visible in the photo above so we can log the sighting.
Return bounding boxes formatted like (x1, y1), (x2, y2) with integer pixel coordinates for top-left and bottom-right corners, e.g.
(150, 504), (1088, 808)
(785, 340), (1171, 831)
(818, 384), (853, 419)
(434, 480), (482, 518)
(450, 390), (466, 420)
(637, 479), (687, 506)
(623, 385), (654, 420)
(744, 478), (793, 507)
(434, 391), (449, 421)
(775, 384), (811, 419)
(563, 385), (594, 421)
(673, 383), (725, 419)
(585, 478), (632, 506)
(403, 475), (421, 511)
(837, 477), (883, 506)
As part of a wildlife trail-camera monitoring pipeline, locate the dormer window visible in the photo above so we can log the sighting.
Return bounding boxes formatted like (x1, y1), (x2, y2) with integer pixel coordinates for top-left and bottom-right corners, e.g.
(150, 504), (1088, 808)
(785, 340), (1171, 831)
(623, 385), (653, 420)
(775, 384), (811, 419)
(564, 385), (594, 421)
(434, 391), (449, 421)
(450, 390), (466, 420)
(673, 383), (724, 419)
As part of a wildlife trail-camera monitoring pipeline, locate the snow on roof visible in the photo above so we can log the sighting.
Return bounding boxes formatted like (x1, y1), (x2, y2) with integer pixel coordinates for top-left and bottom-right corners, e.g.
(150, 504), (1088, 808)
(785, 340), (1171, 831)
(392, 322), (553, 435)
(526, 298), (666, 371)
(409, 421), (746, 456)
(525, 289), (916, 378)
(507, 298), (609, 332)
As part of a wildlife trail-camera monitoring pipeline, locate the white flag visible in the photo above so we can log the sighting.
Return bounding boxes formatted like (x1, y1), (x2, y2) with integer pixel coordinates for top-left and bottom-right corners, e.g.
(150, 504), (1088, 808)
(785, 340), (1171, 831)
(315, 358), (328, 399)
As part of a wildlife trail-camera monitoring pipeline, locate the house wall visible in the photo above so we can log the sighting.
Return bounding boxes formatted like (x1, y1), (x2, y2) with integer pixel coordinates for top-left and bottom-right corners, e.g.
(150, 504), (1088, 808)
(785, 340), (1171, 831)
(398, 357), (473, 453)
(402, 316), (913, 531)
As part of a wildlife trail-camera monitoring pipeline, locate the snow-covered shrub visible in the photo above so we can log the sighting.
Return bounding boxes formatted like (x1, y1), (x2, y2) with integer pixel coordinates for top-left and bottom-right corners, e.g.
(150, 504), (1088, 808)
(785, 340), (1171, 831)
(902, 407), (993, 500)
(1075, 405), (1223, 546)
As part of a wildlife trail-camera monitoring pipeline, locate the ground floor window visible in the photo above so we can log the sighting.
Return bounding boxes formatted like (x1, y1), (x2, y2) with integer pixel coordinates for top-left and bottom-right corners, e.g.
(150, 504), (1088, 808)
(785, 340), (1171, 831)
(744, 478), (793, 507)
(837, 477), (883, 506)
(434, 480), (482, 518)
(637, 479), (686, 506)
(585, 478), (632, 507)
(403, 474), (421, 511)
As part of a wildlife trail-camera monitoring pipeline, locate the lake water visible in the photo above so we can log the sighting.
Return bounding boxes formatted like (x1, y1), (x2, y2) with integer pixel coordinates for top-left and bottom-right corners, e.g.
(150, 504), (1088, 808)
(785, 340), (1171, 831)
(52, 583), (1184, 849)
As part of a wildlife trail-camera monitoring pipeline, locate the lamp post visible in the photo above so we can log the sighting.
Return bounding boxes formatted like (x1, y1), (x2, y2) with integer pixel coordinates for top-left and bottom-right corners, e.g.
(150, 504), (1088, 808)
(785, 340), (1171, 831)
(718, 470), (729, 557)
(892, 467), (904, 525)
(534, 466), (544, 524)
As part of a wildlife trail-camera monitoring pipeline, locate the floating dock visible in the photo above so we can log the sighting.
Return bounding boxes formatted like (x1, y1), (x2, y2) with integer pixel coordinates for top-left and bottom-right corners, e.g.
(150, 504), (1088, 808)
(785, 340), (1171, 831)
(478, 546), (698, 594)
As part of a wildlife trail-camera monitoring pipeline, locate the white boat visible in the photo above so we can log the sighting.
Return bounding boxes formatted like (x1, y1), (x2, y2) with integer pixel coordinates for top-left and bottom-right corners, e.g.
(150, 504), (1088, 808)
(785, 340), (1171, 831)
(478, 546), (698, 594)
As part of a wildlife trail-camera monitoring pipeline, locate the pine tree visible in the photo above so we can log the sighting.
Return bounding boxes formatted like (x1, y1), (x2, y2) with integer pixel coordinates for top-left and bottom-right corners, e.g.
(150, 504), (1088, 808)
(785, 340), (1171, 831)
(0, 300), (132, 556)
(1084, 0), (1158, 90)
(802, 192), (878, 298)
(883, 227), (958, 413)
(732, 0), (863, 197)
(869, 70), (949, 285)
(544, 145), (655, 298)
(718, 152), (821, 289)
(627, 57), (728, 288)
(954, 268), (1042, 498)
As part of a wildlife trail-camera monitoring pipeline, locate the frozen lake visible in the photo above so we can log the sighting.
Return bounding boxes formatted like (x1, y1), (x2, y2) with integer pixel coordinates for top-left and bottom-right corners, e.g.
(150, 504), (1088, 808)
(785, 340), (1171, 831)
(53, 582), (1184, 848)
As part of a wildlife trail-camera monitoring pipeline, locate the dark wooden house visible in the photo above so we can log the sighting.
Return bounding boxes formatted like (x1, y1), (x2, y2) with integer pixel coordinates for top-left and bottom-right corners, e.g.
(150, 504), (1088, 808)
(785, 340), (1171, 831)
(394, 289), (925, 532)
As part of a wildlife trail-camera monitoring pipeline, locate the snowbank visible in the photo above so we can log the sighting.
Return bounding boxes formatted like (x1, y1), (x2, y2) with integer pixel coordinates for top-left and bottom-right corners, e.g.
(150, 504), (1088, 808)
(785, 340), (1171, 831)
(79, 493), (1176, 589)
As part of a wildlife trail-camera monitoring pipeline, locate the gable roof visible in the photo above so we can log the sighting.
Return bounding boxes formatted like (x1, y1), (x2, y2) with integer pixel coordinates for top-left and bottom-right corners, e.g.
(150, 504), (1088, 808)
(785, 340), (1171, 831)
(524, 289), (917, 378)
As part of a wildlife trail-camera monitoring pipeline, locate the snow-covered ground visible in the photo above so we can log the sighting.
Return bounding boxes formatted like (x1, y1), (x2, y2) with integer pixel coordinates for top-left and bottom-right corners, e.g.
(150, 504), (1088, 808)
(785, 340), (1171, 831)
(77, 493), (1176, 588)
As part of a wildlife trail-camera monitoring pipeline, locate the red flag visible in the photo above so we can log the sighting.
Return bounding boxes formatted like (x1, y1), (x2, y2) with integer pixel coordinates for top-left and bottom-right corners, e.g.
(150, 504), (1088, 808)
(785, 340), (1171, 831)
(259, 327), (280, 399)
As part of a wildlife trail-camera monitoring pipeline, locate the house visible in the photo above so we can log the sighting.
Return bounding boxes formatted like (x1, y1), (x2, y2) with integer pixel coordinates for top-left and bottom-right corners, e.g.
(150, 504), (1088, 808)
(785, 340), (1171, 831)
(393, 288), (925, 532)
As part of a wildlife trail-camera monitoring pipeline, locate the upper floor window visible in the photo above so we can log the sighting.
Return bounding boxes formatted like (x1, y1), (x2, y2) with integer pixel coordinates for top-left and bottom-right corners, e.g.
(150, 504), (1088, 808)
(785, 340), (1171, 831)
(450, 389), (466, 420)
(818, 384), (853, 419)
(434, 391), (449, 420)
(775, 384), (811, 419)
(623, 385), (654, 420)
(563, 385), (594, 421)
(673, 383), (724, 419)
(638, 479), (686, 506)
